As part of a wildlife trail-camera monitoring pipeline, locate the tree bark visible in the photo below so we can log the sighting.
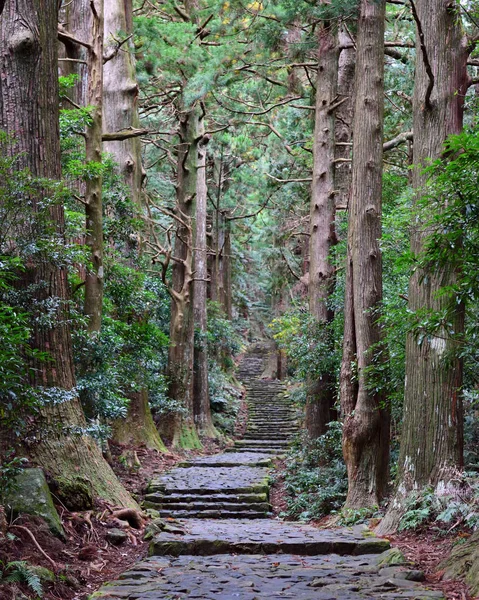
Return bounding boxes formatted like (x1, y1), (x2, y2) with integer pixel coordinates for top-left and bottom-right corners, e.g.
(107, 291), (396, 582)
(0, 0), (135, 508)
(193, 120), (216, 438)
(83, 0), (105, 333)
(103, 0), (166, 451)
(306, 17), (338, 439)
(163, 104), (201, 449)
(377, 0), (468, 534)
(341, 0), (390, 509)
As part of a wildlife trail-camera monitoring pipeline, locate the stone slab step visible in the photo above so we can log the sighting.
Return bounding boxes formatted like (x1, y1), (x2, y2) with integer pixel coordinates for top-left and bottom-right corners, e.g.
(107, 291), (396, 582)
(149, 519), (391, 557)
(148, 491), (268, 504)
(154, 501), (270, 512)
(91, 553), (445, 600)
(179, 452), (273, 468)
(148, 466), (270, 495)
(158, 510), (272, 519)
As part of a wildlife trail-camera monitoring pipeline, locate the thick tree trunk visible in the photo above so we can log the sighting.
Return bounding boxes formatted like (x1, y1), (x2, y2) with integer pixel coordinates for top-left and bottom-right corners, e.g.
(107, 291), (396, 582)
(103, 0), (166, 451)
(0, 0), (135, 508)
(377, 0), (468, 534)
(193, 121), (217, 438)
(164, 105), (201, 449)
(306, 18), (338, 439)
(341, 0), (390, 509)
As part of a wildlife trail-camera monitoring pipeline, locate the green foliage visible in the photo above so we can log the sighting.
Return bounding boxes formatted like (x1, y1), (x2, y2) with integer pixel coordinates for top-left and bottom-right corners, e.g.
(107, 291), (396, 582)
(282, 423), (347, 521)
(270, 308), (340, 382)
(0, 560), (43, 598)
(0, 454), (27, 504)
(399, 474), (479, 532)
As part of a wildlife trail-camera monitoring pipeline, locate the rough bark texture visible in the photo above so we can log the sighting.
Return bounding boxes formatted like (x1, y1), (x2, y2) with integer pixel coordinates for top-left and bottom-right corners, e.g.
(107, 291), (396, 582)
(341, 0), (390, 509)
(193, 122), (216, 438)
(377, 0), (468, 535)
(164, 105), (201, 449)
(0, 0), (135, 508)
(103, 0), (166, 452)
(335, 26), (355, 210)
(306, 18), (338, 439)
(84, 0), (105, 332)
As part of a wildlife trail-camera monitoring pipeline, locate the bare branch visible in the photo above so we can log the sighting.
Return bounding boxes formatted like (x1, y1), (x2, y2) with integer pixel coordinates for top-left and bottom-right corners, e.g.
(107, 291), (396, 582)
(103, 33), (133, 64)
(383, 130), (413, 152)
(409, 0), (434, 109)
(266, 173), (312, 183)
(102, 127), (149, 141)
(58, 25), (92, 50)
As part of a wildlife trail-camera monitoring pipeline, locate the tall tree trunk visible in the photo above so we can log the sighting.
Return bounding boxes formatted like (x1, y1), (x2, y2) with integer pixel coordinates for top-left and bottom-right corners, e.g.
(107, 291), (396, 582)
(341, 0), (390, 509)
(223, 222), (233, 321)
(377, 0), (468, 534)
(164, 104), (201, 449)
(193, 122), (216, 437)
(103, 0), (166, 452)
(306, 18), (338, 438)
(0, 0), (135, 508)
(83, 0), (105, 332)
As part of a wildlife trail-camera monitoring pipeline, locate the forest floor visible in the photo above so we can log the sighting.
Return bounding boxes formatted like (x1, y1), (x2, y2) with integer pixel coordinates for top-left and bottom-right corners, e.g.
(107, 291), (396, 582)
(0, 390), (474, 599)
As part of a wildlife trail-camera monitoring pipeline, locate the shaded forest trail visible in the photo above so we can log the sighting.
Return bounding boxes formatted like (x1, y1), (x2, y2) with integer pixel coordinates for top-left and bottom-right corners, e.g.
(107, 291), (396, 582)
(91, 345), (445, 600)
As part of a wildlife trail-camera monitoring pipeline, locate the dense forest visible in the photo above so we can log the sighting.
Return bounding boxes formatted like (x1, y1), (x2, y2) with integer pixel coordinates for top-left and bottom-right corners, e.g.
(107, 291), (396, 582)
(2, 0), (479, 597)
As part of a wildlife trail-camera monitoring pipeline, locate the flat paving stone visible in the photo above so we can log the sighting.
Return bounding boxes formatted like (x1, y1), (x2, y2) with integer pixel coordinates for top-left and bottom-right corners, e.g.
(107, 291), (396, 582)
(179, 452), (274, 468)
(90, 554), (445, 600)
(148, 466), (270, 494)
(149, 519), (391, 556)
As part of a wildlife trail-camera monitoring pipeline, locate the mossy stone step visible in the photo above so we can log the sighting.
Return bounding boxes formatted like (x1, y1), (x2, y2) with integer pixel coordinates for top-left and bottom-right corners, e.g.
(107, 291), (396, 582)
(156, 491), (269, 503)
(149, 519), (391, 557)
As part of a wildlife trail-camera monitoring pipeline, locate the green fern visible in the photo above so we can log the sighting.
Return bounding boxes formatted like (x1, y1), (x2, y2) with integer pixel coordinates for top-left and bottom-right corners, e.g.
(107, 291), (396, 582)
(3, 560), (43, 597)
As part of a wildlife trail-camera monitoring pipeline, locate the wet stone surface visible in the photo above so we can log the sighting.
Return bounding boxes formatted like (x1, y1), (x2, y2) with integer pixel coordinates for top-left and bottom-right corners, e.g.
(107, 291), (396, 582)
(91, 554), (445, 599)
(179, 452), (274, 468)
(149, 519), (391, 557)
(148, 466), (271, 495)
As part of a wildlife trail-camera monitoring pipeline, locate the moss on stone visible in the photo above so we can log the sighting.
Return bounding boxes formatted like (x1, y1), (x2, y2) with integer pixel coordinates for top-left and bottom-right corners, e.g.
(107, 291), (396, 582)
(4, 468), (64, 538)
(375, 547), (407, 567)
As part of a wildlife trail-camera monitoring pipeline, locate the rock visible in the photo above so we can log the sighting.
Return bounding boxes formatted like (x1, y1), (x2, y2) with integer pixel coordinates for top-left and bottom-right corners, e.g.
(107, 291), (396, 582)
(144, 518), (167, 540)
(375, 547), (407, 567)
(106, 528), (129, 545)
(441, 530), (479, 596)
(4, 468), (64, 538)
(51, 476), (93, 511)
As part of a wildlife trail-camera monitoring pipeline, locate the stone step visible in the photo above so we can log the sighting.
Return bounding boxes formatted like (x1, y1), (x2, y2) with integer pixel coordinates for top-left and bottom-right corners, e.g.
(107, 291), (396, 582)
(179, 452), (273, 468)
(235, 439), (290, 447)
(225, 447), (284, 454)
(149, 519), (391, 557)
(156, 501), (270, 512)
(152, 491), (268, 504)
(147, 466), (270, 496)
(158, 509), (271, 519)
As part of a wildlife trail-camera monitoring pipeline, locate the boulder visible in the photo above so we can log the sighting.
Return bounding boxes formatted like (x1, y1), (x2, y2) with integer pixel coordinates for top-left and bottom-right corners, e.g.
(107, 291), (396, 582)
(4, 468), (64, 538)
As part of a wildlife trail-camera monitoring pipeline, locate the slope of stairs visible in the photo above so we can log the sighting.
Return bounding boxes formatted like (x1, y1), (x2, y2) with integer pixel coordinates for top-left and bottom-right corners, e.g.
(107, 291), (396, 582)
(144, 343), (295, 519)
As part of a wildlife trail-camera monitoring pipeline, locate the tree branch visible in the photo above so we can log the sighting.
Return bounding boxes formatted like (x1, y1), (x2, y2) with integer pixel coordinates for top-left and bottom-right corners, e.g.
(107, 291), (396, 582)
(103, 33), (133, 64)
(409, 0), (434, 109)
(102, 127), (149, 141)
(58, 25), (92, 50)
(383, 130), (413, 152)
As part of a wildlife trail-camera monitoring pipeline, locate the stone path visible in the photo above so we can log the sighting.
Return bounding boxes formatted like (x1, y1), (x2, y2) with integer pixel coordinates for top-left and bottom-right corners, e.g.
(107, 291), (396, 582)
(91, 343), (445, 599)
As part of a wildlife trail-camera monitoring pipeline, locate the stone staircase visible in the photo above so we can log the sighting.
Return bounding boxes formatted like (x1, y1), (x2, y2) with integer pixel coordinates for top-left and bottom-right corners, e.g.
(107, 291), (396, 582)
(144, 343), (297, 519)
(91, 343), (446, 600)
